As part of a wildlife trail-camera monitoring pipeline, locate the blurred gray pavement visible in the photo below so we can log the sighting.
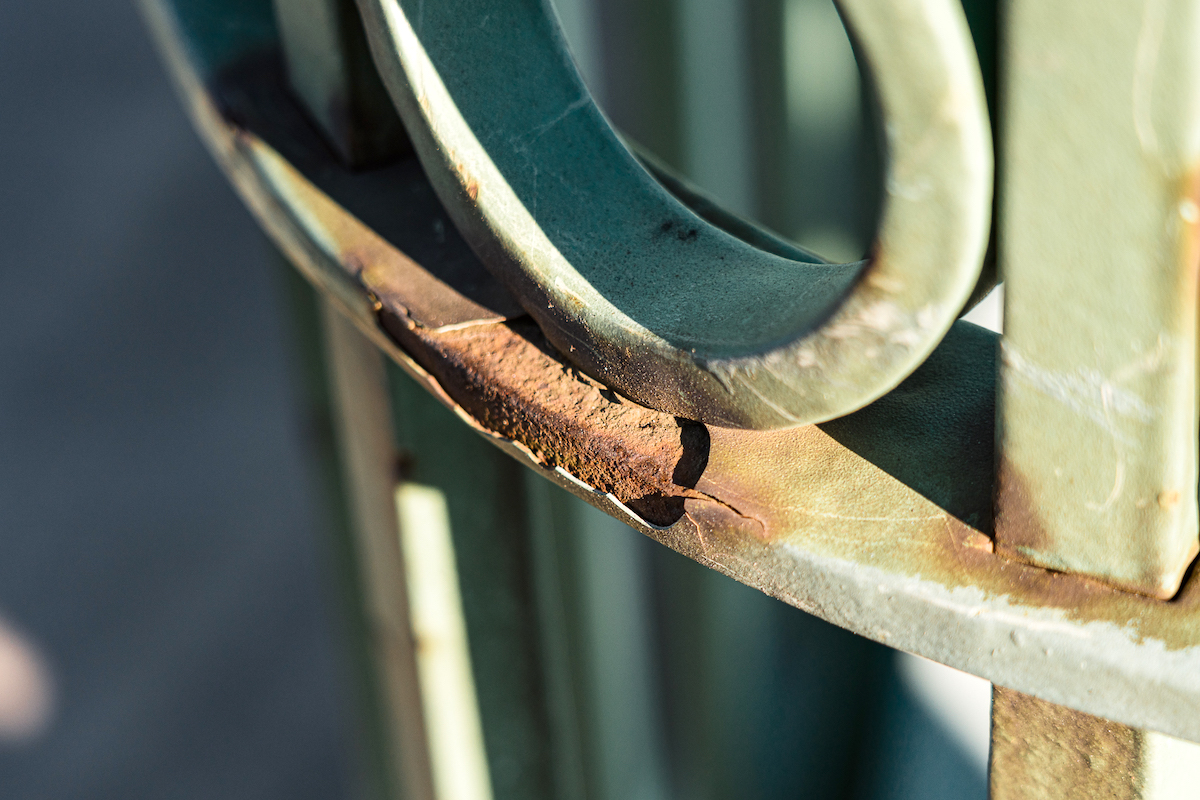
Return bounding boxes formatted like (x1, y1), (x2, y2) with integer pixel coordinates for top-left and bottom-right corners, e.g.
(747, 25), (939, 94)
(0, 1), (356, 796)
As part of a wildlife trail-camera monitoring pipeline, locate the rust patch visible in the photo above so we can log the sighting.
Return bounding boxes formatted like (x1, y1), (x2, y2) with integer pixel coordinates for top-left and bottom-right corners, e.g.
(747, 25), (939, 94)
(379, 311), (709, 526)
(1158, 489), (1181, 509)
(455, 162), (479, 201)
(352, 244), (514, 329)
(991, 460), (1127, 605)
(996, 458), (1189, 601)
(683, 497), (767, 543)
(990, 687), (1145, 800)
(995, 457), (1050, 559)
(990, 553), (1128, 615)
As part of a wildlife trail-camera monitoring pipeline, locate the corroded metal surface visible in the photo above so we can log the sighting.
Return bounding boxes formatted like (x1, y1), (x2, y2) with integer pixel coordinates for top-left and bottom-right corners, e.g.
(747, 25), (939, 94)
(353, 0), (992, 429)
(996, 1), (1200, 598)
(140, 0), (1200, 744)
(379, 316), (710, 527)
(990, 687), (1143, 800)
(990, 687), (1200, 799)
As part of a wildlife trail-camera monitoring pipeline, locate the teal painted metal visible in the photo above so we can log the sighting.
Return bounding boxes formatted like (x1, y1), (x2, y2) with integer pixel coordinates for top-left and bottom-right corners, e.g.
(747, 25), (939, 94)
(354, 0), (992, 429)
(273, 0), (410, 165)
(140, 0), (1200, 742)
(384, 348), (563, 800)
(276, 260), (412, 800)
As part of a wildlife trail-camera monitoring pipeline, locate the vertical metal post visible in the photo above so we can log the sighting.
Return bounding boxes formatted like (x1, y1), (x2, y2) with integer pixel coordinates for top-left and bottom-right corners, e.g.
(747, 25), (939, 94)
(990, 688), (1200, 799)
(996, 0), (1200, 599)
(273, 0), (409, 165)
(321, 299), (437, 800)
(323, 304), (578, 800)
(526, 476), (673, 800)
(995, 2), (1200, 794)
(588, 0), (684, 169)
(382, 357), (572, 800)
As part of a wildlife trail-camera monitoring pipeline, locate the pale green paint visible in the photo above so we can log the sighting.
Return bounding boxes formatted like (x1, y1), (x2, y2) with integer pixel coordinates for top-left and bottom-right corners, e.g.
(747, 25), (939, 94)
(997, 0), (1200, 598)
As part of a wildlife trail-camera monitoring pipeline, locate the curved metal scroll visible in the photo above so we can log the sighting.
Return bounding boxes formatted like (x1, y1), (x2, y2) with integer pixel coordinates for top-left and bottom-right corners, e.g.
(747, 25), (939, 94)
(355, 0), (992, 428)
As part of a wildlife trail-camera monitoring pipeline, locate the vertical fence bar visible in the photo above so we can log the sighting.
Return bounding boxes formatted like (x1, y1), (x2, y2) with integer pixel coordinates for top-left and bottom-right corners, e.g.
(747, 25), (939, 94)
(324, 304), (578, 800)
(525, 477), (674, 800)
(383, 360), (567, 800)
(272, 0), (409, 165)
(990, 688), (1200, 799)
(996, 0), (1200, 599)
(994, 1), (1200, 793)
(321, 299), (437, 800)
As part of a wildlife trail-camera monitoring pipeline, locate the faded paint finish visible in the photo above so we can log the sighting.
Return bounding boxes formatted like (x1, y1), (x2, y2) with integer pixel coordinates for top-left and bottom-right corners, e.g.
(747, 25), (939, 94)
(990, 687), (1144, 800)
(997, 1), (1200, 598)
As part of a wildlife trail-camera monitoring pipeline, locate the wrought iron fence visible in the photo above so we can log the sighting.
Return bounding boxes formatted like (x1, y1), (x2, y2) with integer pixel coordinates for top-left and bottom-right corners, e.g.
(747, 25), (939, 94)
(142, 0), (1200, 796)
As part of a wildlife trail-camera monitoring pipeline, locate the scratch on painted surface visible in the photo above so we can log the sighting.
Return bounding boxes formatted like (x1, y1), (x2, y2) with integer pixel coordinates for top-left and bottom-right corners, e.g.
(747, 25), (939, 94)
(530, 95), (589, 139)
(1002, 344), (1158, 445)
(735, 373), (803, 423)
(779, 504), (944, 525)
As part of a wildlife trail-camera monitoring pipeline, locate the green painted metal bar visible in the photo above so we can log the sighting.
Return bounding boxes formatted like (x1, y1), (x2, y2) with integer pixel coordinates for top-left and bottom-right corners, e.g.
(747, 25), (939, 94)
(996, 0), (1200, 599)
(992, 2), (1200, 794)
(276, 258), (410, 800)
(273, 0), (409, 165)
(384, 358), (564, 800)
(320, 295), (438, 800)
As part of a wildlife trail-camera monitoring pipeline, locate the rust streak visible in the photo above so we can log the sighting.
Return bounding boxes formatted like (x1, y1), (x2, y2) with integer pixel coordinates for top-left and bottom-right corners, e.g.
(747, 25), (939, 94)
(995, 456), (1051, 563)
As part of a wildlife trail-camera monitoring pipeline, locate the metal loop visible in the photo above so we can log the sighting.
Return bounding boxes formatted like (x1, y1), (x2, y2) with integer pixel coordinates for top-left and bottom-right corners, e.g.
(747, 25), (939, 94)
(356, 0), (991, 428)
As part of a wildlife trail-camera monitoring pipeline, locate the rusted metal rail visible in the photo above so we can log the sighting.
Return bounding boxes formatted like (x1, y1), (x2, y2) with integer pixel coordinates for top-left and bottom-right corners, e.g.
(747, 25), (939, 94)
(142, 0), (1200, 795)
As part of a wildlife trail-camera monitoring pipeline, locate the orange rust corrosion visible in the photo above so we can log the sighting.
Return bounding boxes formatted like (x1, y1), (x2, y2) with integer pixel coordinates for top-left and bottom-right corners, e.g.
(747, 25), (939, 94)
(376, 311), (711, 527)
